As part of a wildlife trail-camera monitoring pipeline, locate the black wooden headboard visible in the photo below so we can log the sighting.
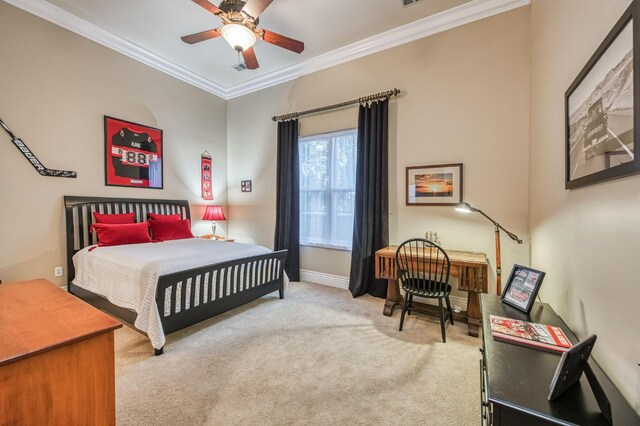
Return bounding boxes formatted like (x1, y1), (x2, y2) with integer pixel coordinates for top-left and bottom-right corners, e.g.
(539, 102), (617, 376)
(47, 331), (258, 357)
(64, 196), (191, 284)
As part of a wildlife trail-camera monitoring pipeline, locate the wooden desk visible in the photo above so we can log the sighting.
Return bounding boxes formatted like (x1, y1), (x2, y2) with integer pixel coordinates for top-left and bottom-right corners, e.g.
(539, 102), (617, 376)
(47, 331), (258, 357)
(0, 279), (122, 424)
(480, 294), (639, 425)
(375, 246), (488, 337)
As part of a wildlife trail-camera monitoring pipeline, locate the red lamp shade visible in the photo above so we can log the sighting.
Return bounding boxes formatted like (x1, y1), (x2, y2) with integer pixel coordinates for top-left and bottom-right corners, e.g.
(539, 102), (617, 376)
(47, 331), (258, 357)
(202, 205), (226, 221)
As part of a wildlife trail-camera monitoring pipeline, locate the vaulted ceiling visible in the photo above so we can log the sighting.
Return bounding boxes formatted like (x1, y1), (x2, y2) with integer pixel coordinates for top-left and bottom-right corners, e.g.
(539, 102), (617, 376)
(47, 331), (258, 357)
(6, 0), (529, 98)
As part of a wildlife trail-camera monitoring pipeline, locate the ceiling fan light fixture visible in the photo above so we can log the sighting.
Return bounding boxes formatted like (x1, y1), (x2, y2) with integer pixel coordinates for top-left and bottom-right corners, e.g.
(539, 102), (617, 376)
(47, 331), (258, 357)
(221, 23), (257, 52)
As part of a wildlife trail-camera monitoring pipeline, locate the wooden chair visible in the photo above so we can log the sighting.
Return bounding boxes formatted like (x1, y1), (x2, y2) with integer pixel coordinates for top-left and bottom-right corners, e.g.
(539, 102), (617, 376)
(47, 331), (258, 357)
(395, 238), (454, 342)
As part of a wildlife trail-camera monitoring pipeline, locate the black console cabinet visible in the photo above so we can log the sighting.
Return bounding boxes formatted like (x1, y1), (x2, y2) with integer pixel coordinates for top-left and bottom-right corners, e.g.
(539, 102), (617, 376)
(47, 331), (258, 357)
(480, 294), (639, 425)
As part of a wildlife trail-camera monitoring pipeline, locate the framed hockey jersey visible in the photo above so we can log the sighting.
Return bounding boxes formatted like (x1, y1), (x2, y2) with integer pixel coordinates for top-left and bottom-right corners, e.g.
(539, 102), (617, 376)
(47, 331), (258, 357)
(104, 116), (163, 189)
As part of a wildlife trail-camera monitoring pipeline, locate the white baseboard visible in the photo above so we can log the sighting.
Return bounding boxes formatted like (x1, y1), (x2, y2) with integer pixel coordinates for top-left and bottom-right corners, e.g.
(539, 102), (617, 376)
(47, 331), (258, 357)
(451, 295), (468, 311)
(300, 270), (349, 290)
(413, 294), (468, 312)
(299, 270), (468, 311)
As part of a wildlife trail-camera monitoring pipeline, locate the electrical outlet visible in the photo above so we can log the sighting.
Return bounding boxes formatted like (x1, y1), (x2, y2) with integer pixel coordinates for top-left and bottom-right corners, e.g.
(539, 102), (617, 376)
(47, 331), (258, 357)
(454, 305), (462, 313)
(54, 266), (63, 277)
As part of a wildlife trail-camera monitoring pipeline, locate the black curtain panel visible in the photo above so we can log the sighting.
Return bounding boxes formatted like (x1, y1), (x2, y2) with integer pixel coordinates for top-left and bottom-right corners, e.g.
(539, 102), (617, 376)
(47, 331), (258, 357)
(274, 119), (300, 282)
(349, 100), (389, 298)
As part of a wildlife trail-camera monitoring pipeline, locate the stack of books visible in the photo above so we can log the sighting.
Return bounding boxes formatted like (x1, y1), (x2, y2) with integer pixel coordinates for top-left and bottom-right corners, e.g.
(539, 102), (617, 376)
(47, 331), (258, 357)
(490, 315), (572, 353)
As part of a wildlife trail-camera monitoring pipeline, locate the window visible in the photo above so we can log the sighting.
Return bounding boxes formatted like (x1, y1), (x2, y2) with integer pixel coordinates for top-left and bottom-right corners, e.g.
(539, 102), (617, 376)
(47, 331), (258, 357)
(299, 129), (357, 250)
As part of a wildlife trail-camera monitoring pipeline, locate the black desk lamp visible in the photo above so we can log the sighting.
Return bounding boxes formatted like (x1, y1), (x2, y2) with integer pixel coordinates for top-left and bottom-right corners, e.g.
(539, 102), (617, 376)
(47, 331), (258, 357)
(455, 202), (523, 295)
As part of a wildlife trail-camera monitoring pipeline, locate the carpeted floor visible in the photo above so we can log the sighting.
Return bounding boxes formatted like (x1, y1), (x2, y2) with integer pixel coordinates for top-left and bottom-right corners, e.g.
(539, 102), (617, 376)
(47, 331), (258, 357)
(114, 282), (481, 425)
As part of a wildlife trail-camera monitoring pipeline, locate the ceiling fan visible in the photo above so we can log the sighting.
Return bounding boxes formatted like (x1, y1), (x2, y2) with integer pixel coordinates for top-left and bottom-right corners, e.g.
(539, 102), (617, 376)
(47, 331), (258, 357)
(181, 0), (305, 70)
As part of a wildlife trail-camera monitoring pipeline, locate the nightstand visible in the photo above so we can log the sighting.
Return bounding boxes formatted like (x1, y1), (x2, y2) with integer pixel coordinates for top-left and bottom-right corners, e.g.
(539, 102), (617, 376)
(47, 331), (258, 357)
(200, 235), (235, 242)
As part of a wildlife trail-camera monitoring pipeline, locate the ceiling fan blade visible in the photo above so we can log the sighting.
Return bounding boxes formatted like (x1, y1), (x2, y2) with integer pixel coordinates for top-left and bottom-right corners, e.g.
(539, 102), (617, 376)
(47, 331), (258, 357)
(242, 47), (259, 70)
(181, 29), (221, 44)
(241, 0), (273, 19)
(190, 0), (222, 15)
(261, 30), (305, 54)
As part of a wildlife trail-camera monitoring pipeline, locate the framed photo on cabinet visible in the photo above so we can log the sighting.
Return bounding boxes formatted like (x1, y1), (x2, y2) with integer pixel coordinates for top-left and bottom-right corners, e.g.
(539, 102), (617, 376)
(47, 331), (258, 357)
(501, 265), (546, 314)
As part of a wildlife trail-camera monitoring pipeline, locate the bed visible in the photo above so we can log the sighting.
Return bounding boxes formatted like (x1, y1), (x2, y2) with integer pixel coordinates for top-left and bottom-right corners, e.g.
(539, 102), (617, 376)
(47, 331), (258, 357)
(64, 196), (287, 355)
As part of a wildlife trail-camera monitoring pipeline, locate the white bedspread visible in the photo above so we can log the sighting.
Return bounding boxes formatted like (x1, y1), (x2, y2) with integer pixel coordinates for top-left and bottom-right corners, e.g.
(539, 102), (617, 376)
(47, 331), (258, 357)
(72, 238), (273, 350)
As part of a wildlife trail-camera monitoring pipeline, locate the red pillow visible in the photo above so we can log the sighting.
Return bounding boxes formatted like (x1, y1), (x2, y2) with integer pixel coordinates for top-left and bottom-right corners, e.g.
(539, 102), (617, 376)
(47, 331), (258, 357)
(149, 219), (194, 241)
(91, 222), (152, 247)
(148, 213), (181, 222)
(93, 212), (135, 224)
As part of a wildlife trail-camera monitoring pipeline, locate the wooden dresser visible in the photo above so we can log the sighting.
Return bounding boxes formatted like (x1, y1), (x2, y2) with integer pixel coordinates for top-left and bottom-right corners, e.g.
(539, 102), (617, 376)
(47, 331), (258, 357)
(0, 279), (122, 424)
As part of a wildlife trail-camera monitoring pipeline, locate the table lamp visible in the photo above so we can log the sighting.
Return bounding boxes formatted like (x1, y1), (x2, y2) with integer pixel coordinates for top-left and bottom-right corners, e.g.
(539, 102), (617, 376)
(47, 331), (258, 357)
(202, 205), (226, 237)
(454, 202), (522, 295)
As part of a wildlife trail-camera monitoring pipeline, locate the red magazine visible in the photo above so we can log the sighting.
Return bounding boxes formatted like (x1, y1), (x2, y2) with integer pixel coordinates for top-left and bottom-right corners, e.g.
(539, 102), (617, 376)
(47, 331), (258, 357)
(490, 315), (573, 353)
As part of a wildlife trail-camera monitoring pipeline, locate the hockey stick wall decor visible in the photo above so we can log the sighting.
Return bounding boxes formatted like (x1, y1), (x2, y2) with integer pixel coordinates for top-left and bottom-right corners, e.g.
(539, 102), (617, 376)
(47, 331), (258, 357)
(0, 117), (77, 178)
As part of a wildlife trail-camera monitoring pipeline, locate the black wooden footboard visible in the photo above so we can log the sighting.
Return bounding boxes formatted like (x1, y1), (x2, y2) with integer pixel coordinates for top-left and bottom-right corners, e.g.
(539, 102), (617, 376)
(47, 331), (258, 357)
(157, 250), (287, 336)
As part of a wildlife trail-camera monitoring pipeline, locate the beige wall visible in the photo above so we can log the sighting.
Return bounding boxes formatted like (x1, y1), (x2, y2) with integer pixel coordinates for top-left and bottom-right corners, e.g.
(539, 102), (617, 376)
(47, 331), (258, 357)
(0, 3), (227, 286)
(227, 7), (532, 299)
(529, 0), (639, 410)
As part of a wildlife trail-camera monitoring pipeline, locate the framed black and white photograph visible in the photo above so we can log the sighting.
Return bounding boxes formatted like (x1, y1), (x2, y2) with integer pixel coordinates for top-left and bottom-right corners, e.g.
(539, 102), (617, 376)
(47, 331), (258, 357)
(501, 265), (546, 314)
(566, 1), (640, 189)
(241, 180), (252, 192)
(406, 163), (463, 206)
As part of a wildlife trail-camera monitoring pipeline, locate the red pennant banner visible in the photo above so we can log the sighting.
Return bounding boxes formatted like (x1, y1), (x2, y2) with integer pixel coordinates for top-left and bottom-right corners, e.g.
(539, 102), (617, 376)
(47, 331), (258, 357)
(201, 152), (212, 200)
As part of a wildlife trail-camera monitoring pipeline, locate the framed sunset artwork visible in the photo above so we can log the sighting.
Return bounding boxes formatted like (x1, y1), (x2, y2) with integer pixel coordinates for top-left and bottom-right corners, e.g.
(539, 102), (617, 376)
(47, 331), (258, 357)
(406, 163), (463, 206)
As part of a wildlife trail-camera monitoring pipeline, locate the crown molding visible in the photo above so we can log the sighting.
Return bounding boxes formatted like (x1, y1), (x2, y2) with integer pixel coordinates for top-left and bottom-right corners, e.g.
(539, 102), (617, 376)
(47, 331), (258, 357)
(224, 0), (530, 98)
(5, 0), (529, 100)
(3, 0), (228, 98)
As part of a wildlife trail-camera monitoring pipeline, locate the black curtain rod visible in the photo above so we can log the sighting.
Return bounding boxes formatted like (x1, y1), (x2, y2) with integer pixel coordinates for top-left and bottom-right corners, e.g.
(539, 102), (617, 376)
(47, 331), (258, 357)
(272, 88), (401, 122)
